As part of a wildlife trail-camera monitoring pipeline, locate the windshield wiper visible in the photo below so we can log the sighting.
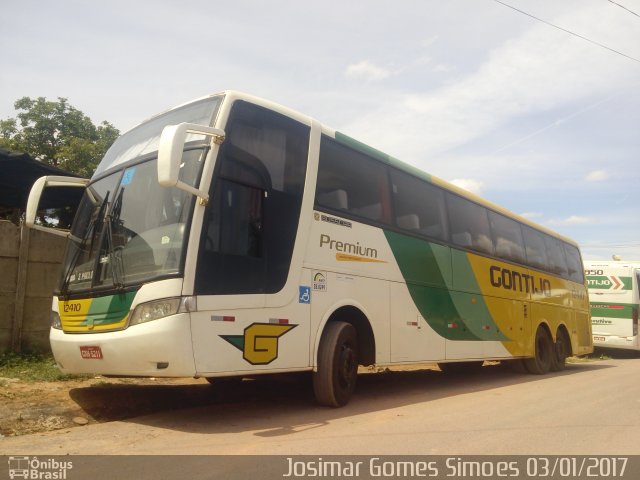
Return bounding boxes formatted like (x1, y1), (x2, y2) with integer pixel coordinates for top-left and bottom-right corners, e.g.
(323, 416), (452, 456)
(104, 188), (125, 290)
(60, 191), (110, 299)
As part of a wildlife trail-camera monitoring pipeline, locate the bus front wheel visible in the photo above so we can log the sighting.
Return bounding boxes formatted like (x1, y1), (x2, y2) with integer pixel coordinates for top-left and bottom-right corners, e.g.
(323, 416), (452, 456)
(313, 321), (358, 407)
(524, 327), (553, 375)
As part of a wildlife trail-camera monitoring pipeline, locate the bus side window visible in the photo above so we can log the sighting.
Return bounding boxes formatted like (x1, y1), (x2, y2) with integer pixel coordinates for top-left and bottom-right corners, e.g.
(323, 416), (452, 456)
(489, 211), (526, 264)
(544, 235), (569, 278)
(195, 101), (309, 295)
(563, 243), (585, 283)
(316, 136), (391, 225)
(523, 226), (549, 272)
(446, 193), (493, 255)
(390, 168), (448, 241)
(207, 180), (263, 258)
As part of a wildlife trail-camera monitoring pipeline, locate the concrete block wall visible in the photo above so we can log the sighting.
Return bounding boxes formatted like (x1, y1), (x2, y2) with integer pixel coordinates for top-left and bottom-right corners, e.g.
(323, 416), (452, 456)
(0, 221), (20, 351)
(0, 220), (67, 353)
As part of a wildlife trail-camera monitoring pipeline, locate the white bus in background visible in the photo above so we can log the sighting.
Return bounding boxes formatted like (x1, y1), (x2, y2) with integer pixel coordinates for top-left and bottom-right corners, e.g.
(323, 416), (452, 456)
(585, 260), (640, 353)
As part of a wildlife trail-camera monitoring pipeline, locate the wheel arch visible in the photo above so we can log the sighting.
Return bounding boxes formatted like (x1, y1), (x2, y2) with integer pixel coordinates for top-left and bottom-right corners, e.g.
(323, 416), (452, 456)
(313, 302), (376, 368)
(535, 320), (553, 339)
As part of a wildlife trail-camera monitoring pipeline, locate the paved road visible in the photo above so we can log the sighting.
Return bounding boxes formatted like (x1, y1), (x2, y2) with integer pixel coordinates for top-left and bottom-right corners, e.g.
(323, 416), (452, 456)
(2, 358), (640, 456)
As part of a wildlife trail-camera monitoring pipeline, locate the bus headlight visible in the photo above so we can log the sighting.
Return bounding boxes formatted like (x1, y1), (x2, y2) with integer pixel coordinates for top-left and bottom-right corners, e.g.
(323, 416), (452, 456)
(51, 311), (62, 329)
(129, 298), (182, 326)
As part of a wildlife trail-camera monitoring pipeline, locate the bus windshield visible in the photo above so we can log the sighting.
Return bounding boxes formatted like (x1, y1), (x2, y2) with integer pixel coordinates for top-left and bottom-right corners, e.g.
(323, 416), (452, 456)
(59, 96), (223, 295)
(61, 149), (206, 295)
(95, 96), (221, 177)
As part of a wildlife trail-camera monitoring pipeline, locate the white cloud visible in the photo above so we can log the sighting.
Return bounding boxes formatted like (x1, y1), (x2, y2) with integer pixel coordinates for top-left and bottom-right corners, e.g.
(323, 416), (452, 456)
(432, 64), (450, 73)
(548, 215), (593, 226)
(342, 3), (638, 166)
(345, 61), (393, 82)
(585, 170), (609, 182)
(450, 178), (484, 195)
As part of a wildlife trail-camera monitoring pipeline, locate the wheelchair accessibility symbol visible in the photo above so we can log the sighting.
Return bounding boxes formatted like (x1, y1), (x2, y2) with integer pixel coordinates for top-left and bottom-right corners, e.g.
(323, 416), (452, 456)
(299, 286), (311, 304)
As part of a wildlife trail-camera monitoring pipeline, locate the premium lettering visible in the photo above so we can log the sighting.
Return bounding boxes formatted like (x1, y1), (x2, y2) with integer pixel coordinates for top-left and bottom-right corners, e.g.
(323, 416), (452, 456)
(320, 234), (378, 259)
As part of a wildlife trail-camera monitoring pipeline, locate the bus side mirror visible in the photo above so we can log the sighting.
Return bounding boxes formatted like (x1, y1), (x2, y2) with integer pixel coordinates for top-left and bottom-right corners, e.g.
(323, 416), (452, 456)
(158, 122), (225, 203)
(25, 176), (90, 237)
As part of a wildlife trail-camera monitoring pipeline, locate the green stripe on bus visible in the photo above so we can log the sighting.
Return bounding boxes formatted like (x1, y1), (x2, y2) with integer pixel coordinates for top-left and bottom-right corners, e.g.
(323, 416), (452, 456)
(386, 231), (487, 341)
(590, 302), (636, 319)
(85, 290), (137, 326)
(450, 250), (510, 341)
(335, 131), (433, 183)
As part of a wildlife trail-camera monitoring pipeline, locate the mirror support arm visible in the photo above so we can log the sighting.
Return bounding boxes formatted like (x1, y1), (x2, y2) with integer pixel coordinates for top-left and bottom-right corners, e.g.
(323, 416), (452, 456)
(157, 122), (225, 203)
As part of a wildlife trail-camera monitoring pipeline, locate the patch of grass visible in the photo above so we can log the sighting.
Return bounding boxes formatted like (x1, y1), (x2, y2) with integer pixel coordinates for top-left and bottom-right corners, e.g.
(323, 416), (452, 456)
(0, 352), (89, 382)
(567, 353), (611, 363)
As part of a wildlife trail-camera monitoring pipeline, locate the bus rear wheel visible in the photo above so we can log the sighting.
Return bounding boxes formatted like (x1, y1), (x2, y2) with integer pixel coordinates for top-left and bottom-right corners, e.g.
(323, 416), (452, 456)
(550, 329), (570, 371)
(524, 327), (553, 374)
(313, 321), (358, 407)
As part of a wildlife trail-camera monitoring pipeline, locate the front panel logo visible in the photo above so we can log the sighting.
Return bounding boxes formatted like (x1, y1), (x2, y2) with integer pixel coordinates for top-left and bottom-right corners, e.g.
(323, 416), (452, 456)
(221, 323), (298, 365)
(313, 272), (327, 291)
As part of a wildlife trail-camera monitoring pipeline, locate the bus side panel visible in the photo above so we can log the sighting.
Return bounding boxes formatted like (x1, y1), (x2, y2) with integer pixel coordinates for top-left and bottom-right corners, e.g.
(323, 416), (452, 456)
(460, 252), (530, 358)
(389, 281), (445, 362)
(385, 234), (514, 361)
(310, 268), (391, 365)
(191, 292), (311, 375)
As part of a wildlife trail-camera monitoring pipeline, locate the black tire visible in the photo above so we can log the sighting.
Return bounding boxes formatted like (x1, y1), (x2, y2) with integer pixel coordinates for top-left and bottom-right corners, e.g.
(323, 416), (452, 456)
(313, 321), (358, 407)
(438, 361), (483, 374)
(550, 329), (570, 372)
(524, 327), (553, 374)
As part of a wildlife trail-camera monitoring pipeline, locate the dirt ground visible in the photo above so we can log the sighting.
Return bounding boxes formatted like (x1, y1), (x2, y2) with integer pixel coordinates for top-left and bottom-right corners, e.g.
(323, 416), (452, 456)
(0, 365), (435, 438)
(2, 359), (594, 438)
(0, 375), (209, 437)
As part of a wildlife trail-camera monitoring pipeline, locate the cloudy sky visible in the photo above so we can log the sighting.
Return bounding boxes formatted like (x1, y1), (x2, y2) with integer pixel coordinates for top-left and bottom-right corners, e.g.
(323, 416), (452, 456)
(2, 0), (639, 260)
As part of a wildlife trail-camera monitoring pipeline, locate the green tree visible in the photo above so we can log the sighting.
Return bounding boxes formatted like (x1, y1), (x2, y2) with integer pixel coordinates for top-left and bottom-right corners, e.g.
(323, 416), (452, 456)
(0, 96), (119, 177)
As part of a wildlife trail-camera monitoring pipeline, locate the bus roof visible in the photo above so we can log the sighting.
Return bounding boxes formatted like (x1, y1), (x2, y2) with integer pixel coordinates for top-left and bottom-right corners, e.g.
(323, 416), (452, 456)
(126, 90), (581, 248)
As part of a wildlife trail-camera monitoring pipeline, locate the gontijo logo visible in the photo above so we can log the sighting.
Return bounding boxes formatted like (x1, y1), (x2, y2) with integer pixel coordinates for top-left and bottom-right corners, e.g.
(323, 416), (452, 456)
(586, 275), (632, 290)
(221, 323), (298, 365)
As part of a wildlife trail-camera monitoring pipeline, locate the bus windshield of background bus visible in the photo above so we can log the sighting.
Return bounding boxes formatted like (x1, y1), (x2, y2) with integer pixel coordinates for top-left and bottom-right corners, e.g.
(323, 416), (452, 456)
(95, 97), (221, 177)
(60, 149), (206, 294)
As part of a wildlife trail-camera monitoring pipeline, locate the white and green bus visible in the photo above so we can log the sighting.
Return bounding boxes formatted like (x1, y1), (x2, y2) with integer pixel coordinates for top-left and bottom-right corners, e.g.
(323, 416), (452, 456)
(585, 260), (640, 352)
(27, 91), (592, 406)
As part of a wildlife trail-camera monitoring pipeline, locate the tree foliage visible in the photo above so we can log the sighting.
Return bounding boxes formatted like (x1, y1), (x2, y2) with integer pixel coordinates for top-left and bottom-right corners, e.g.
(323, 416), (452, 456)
(0, 96), (119, 178)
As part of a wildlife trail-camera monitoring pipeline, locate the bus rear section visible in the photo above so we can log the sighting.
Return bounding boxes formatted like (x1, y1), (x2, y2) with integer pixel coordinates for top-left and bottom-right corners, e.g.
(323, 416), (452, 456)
(585, 261), (640, 352)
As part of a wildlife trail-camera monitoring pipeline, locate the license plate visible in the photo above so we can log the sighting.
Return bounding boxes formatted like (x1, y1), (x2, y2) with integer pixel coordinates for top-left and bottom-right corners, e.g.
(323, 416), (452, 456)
(593, 336), (606, 342)
(80, 346), (103, 359)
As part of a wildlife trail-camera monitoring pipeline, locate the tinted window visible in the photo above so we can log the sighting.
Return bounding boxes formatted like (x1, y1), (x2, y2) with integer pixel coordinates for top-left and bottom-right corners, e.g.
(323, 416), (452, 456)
(489, 211), (526, 264)
(522, 226), (549, 271)
(390, 169), (448, 241)
(196, 102), (309, 295)
(446, 193), (494, 255)
(544, 234), (569, 277)
(316, 136), (391, 224)
(564, 243), (585, 283)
